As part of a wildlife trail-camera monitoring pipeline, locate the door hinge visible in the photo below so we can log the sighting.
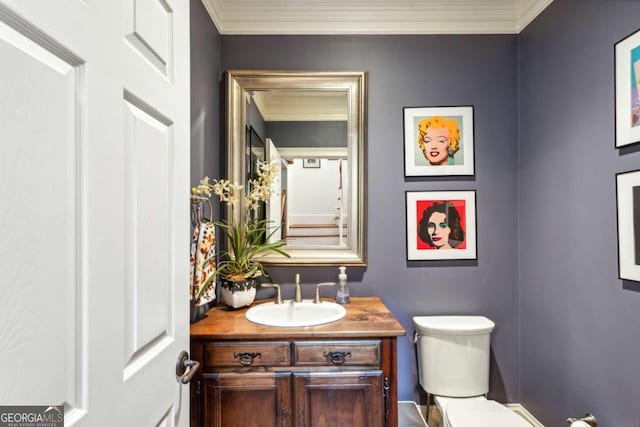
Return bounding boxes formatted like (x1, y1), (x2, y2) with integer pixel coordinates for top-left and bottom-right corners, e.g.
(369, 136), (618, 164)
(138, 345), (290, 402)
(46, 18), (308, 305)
(383, 376), (390, 427)
(196, 380), (202, 427)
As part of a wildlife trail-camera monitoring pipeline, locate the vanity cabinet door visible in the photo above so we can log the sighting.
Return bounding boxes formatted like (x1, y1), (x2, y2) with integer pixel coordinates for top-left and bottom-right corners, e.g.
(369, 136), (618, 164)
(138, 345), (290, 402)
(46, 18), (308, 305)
(292, 370), (384, 427)
(201, 372), (292, 427)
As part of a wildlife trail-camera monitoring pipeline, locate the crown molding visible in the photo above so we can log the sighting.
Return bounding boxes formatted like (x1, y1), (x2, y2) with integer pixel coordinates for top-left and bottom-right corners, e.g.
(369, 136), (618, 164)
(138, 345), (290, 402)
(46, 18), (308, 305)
(516, 0), (553, 32)
(201, 0), (223, 33)
(201, 0), (552, 35)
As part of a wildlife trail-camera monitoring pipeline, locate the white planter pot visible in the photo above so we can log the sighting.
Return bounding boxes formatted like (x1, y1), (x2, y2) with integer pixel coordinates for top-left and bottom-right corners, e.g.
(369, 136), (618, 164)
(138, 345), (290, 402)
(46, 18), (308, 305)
(220, 280), (257, 309)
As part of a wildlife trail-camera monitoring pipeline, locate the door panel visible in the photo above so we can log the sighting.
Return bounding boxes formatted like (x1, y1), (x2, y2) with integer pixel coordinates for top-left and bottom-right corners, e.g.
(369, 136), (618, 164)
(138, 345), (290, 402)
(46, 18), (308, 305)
(203, 372), (292, 427)
(293, 371), (384, 427)
(0, 2), (85, 416)
(125, 0), (173, 78)
(122, 94), (174, 378)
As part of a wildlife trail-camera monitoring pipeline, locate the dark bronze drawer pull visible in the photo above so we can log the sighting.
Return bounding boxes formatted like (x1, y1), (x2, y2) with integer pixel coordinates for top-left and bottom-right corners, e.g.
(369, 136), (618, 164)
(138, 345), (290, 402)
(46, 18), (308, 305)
(233, 352), (262, 366)
(324, 351), (352, 365)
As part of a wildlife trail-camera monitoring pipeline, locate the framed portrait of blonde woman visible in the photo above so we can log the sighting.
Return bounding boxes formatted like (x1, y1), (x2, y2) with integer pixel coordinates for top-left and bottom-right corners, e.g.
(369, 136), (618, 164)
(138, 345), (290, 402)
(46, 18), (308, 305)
(403, 106), (475, 177)
(615, 28), (640, 148)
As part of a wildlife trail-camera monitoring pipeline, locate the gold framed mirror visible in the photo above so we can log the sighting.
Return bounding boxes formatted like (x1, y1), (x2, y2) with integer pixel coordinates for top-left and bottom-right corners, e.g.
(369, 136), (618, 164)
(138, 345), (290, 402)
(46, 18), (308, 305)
(226, 70), (367, 265)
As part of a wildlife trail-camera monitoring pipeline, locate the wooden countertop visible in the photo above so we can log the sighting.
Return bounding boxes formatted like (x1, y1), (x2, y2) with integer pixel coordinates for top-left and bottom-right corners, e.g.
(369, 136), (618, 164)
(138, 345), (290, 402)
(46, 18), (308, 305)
(190, 296), (406, 340)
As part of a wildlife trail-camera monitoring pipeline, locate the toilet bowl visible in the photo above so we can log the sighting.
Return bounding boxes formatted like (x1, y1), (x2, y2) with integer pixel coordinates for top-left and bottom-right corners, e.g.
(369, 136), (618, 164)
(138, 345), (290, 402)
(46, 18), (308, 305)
(435, 395), (530, 427)
(413, 316), (529, 427)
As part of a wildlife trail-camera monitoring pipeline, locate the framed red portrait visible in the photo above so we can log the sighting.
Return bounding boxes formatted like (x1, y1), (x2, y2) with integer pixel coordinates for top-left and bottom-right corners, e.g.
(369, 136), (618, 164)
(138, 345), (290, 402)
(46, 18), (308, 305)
(406, 190), (477, 260)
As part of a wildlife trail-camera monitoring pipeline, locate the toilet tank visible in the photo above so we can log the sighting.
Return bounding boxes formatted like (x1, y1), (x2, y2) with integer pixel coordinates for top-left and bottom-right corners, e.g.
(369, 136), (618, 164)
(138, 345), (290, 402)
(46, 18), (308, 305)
(413, 316), (495, 397)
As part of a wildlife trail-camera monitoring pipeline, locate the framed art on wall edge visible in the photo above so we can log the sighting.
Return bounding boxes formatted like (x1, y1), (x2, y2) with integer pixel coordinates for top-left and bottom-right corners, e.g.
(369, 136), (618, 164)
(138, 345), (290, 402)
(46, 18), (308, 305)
(616, 169), (640, 281)
(403, 106), (475, 177)
(406, 190), (477, 261)
(303, 158), (321, 168)
(615, 28), (640, 148)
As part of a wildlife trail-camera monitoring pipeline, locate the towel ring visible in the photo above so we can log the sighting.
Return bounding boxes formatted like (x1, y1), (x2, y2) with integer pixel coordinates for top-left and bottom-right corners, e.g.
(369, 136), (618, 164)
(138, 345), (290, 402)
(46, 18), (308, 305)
(567, 413), (597, 427)
(190, 195), (213, 225)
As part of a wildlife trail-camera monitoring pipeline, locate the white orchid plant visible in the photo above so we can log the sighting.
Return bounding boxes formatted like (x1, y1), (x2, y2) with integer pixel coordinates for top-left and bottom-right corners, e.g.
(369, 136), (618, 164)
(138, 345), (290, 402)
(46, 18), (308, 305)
(192, 160), (288, 299)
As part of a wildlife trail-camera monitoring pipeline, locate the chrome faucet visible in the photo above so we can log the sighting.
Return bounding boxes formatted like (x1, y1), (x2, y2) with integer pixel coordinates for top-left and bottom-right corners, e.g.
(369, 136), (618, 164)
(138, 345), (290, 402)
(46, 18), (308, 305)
(294, 274), (302, 302)
(314, 282), (336, 303)
(261, 283), (282, 304)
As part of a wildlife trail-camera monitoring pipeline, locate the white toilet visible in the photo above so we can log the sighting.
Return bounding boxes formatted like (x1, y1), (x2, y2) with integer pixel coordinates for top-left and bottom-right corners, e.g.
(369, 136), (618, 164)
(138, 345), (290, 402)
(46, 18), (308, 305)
(413, 316), (530, 427)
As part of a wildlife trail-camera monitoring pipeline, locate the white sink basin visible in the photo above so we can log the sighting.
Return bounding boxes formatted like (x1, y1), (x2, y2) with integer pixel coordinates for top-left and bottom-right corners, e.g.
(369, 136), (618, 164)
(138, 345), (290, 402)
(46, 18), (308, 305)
(245, 301), (347, 327)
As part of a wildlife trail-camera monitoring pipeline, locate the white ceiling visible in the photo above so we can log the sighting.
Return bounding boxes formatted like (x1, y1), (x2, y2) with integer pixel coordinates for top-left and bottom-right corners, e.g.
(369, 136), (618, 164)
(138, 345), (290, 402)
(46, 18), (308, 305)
(251, 90), (348, 121)
(201, 0), (553, 35)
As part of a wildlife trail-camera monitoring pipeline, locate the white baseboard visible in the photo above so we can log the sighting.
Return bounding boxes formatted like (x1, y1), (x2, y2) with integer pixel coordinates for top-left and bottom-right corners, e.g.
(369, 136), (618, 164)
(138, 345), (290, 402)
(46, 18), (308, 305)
(398, 401), (428, 426)
(505, 403), (545, 427)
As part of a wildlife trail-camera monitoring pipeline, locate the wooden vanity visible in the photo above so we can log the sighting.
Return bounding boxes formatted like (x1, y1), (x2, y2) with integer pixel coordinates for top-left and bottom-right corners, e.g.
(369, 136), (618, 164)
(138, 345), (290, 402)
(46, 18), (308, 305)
(190, 296), (405, 427)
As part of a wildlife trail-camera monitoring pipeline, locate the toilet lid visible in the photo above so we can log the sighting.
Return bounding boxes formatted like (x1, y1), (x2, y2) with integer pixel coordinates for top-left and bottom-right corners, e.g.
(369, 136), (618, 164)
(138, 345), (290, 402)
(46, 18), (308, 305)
(445, 399), (531, 427)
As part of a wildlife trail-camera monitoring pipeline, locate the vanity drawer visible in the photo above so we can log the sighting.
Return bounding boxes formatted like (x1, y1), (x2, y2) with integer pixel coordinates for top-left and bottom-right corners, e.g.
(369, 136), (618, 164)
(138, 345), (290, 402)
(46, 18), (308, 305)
(293, 340), (381, 366)
(203, 341), (291, 368)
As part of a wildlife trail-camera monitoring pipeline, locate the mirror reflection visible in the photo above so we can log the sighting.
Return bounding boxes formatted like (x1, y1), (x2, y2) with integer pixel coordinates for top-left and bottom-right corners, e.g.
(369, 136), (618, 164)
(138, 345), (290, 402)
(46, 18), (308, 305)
(226, 71), (366, 265)
(247, 90), (349, 247)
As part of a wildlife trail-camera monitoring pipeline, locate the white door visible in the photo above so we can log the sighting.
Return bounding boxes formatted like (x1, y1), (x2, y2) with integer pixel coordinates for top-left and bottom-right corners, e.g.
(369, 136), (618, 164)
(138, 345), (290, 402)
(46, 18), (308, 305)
(0, 0), (190, 426)
(265, 138), (283, 243)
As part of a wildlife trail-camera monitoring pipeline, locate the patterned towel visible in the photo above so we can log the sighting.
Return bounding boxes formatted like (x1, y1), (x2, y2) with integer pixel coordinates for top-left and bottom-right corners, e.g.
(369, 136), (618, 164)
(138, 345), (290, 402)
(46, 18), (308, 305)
(190, 221), (216, 306)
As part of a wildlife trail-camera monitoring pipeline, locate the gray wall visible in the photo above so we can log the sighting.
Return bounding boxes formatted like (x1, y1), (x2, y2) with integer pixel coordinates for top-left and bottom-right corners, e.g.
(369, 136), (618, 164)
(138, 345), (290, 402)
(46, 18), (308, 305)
(266, 121), (348, 148)
(222, 35), (520, 403)
(190, 0), (221, 189)
(518, 1), (640, 426)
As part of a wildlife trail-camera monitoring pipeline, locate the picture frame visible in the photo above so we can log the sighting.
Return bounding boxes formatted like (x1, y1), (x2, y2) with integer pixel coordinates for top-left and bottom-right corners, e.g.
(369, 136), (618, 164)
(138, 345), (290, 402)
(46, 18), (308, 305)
(406, 190), (477, 261)
(303, 158), (321, 168)
(403, 106), (475, 177)
(615, 28), (640, 148)
(616, 169), (640, 281)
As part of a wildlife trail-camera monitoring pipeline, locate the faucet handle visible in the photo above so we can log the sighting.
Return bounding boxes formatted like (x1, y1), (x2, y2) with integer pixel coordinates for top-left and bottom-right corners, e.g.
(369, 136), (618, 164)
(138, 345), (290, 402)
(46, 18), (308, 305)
(314, 282), (337, 303)
(294, 273), (302, 302)
(261, 283), (282, 304)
